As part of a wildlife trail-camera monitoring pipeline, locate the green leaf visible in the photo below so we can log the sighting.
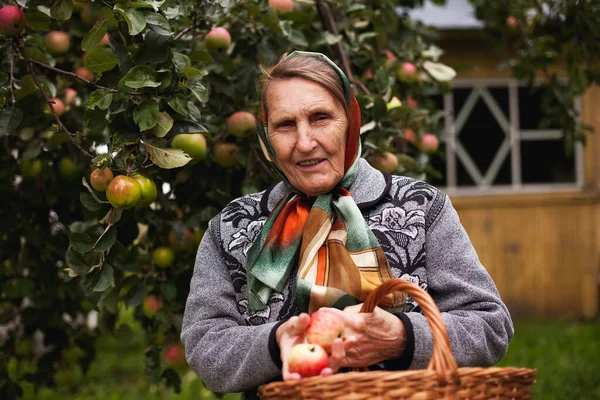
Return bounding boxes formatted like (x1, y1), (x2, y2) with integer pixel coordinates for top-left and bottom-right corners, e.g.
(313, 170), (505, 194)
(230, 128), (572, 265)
(167, 94), (189, 117)
(108, 241), (139, 272)
(91, 264), (114, 292)
(161, 281), (177, 302)
(66, 248), (92, 275)
(133, 100), (159, 131)
(136, 30), (170, 65)
(87, 89), (113, 110)
(80, 192), (101, 211)
(0, 107), (23, 136)
(70, 232), (95, 253)
(145, 142), (191, 169)
(84, 47), (118, 73)
(25, 11), (51, 30)
(50, 0), (73, 20)
(82, 177), (110, 203)
(173, 53), (191, 75)
(132, 0), (165, 11)
(0, 72), (7, 85)
(114, 5), (146, 35)
(280, 21), (308, 47)
(145, 11), (171, 33)
(185, 75), (209, 103)
(125, 281), (147, 307)
(122, 66), (160, 88)
(82, 19), (108, 52)
(94, 226), (117, 252)
(188, 51), (214, 64)
(153, 112), (174, 137)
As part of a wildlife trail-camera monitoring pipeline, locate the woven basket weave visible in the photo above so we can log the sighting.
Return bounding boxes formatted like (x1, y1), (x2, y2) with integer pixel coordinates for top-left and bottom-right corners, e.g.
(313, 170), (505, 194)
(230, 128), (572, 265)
(258, 278), (536, 399)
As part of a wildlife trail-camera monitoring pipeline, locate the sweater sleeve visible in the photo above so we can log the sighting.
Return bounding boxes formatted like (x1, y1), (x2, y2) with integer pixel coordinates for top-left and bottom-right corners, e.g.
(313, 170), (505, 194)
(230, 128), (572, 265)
(404, 195), (514, 370)
(180, 218), (282, 393)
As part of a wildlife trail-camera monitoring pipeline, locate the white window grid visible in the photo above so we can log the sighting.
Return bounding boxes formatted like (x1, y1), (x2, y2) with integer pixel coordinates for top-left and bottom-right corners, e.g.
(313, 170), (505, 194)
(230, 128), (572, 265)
(439, 78), (585, 196)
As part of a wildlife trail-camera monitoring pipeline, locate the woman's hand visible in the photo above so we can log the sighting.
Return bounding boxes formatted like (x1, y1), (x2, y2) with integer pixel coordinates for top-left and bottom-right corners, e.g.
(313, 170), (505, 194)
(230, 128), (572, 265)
(327, 304), (406, 368)
(276, 313), (356, 381)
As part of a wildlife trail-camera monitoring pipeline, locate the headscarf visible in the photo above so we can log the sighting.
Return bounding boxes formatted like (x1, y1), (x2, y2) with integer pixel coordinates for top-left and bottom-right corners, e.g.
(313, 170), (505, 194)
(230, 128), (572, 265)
(247, 51), (403, 314)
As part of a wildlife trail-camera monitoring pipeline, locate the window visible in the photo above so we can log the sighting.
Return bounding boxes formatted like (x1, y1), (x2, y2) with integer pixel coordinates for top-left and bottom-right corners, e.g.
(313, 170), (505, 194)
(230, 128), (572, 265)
(430, 79), (584, 195)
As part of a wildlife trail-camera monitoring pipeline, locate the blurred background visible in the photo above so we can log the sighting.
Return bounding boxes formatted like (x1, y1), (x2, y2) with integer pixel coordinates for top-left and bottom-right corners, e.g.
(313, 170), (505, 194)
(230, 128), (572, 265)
(0, 0), (598, 399)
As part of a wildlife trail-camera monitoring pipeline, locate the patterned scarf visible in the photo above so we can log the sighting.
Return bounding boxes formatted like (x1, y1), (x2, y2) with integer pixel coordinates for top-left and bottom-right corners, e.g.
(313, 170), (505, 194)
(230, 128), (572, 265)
(247, 52), (402, 314)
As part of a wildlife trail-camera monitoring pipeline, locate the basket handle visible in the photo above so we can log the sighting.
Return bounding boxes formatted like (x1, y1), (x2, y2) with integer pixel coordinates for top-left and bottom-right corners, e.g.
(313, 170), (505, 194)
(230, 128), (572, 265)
(359, 278), (459, 382)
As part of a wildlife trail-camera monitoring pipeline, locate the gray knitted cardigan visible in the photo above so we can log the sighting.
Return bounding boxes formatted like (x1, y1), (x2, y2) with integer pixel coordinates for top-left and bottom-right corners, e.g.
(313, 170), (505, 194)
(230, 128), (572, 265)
(181, 159), (513, 396)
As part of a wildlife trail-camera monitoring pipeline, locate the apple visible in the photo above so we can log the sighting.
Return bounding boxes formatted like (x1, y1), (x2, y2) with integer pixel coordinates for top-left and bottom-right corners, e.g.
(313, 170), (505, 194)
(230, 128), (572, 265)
(153, 246), (175, 268)
(397, 62), (417, 83)
(213, 143), (239, 168)
(403, 128), (416, 144)
(406, 96), (419, 109)
(43, 98), (65, 117)
(81, 3), (103, 26)
(168, 225), (193, 253)
(142, 295), (162, 318)
(45, 31), (71, 55)
(99, 33), (109, 47)
(386, 96), (402, 111)
(106, 175), (142, 209)
(204, 27), (231, 53)
(227, 111), (256, 138)
(0, 5), (26, 36)
(90, 167), (113, 191)
(20, 159), (43, 179)
(58, 157), (79, 180)
(306, 309), (345, 354)
(64, 88), (78, 106)
(382, 49), (396, 68)
(75, 67), (93, 81)
(421, 133), (439, 153)
(362, 68), (373, 80)
(269, 0), (294, 13)
(163, 343), (187, 368)
(506, 15), (518, 31)
(131, 174), (157, 207)
(369, 152), (399, 174)
(171, 133), (207, 163)
(288, 343), (329, 378)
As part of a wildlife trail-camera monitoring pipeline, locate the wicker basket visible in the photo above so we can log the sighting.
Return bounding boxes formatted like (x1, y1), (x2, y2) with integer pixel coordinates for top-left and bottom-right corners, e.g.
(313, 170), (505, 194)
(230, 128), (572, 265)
(258, 278), (537, 399)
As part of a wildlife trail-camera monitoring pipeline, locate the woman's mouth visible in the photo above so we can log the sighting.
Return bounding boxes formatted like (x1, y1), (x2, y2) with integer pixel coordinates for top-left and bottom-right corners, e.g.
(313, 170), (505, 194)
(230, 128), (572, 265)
(296, 159), (325, 168)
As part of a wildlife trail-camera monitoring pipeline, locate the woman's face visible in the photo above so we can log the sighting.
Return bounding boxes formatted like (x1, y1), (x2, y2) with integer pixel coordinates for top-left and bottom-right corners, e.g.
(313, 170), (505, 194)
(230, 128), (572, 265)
(266, 78), (348, 197)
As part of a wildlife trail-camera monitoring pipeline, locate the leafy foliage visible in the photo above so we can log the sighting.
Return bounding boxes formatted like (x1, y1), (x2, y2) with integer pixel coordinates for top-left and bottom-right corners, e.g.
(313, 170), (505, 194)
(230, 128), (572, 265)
(0, 0), (596, 398)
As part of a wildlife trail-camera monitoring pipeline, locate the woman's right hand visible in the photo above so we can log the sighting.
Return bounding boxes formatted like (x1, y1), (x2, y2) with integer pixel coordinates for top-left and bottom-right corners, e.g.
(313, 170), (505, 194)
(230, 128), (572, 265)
(276, 313), (355, 381)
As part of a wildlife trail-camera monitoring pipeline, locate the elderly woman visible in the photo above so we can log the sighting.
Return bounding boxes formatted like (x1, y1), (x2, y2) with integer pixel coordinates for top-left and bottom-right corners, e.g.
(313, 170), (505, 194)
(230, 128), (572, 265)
(181, 51), (513, 398)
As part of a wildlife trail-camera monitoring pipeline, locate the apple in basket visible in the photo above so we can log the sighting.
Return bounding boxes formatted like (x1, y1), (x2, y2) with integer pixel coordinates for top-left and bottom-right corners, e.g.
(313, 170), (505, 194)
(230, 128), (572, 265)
(306, 308), (345, 354)
(288, 343), (329, 378)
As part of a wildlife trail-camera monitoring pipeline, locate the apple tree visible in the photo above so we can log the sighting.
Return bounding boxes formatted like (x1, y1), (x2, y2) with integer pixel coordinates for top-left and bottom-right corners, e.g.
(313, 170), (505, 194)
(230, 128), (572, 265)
(0, 0), (596, 398)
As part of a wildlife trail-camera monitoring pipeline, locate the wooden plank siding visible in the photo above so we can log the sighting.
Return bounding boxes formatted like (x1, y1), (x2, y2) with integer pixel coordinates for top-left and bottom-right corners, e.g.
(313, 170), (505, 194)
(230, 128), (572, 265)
(440, 38), (600, 318)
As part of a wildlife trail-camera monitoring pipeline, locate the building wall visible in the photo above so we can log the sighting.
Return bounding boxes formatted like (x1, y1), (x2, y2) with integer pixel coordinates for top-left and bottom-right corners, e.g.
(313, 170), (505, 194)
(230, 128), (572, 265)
(442, 44), (600, 318)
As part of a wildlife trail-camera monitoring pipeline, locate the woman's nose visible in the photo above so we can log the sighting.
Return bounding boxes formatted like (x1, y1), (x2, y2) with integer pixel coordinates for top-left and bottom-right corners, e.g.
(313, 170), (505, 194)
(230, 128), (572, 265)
(295, 122), (317, 152)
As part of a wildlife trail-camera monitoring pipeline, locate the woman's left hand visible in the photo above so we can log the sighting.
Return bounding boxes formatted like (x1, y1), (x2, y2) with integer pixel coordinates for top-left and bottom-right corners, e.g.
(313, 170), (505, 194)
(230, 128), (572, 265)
(326, 304), (406, 368)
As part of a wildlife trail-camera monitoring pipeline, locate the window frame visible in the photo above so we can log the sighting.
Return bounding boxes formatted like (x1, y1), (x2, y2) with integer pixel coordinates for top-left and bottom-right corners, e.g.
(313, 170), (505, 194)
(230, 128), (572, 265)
(439, 78), (585, 197)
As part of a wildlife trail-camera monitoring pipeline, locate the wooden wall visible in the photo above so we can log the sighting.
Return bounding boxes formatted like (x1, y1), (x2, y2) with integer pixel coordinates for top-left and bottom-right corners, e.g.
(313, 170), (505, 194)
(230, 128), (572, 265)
(441, 37), (600, 318)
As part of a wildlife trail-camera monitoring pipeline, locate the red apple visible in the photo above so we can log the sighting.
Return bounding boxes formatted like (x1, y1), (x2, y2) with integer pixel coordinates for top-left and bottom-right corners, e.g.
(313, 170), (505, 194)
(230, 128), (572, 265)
(288, 343), (329, 378)
(397, 62), (417, 83)
(213, 143), (239, 168)
(45, 31), (71, 55)
(269, 0), (294, 13)
(163, 343), (187, 368)
(43, 98), (65, 117)
(81, 3), (103, 26)
(90, 167), (113, 191)
(369, 151), (399, 174)
(227, 111), (256, 138)
(0, 5), (26, 36)
(406, 96), (419, 109)
(204, 27), (231, 53)
(362, 68), (373, 81)
(382, 49), (396, 68)
(506, 16), (518, 31)
(99, 33), (109, 47)
(421, 133), (439, 153)
(305, 308), (345, 354)
(75, 67), (93, 81)
(404, 128), (416, 144)
(64, 88), (78, 106)
(142, 295), (162, 318)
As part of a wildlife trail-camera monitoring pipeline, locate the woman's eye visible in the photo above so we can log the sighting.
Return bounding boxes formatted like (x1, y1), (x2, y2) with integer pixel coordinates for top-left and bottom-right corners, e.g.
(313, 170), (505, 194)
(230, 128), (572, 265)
(278, 120), (293, 128)
(315, 114), (330, 121)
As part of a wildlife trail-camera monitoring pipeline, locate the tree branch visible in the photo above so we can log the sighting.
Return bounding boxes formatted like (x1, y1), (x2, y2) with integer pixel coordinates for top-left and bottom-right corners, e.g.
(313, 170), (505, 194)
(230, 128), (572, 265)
(24, 58), (119, 93)
(175, 25), (194, 41)
(16, 45), (94, 158)
(315, 0), (370, 96)
(9, 39), (16, 104)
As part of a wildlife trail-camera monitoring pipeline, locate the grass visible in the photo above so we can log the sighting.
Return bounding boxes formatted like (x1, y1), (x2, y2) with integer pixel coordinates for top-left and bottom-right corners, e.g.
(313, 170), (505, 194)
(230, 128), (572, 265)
(20, 318), (600, 399)
(497, 319), (600, 399)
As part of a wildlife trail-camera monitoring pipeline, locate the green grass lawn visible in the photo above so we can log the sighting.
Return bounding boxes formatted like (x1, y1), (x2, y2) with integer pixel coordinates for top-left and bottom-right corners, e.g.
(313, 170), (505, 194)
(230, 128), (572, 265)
(22, 318), (600, 399)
